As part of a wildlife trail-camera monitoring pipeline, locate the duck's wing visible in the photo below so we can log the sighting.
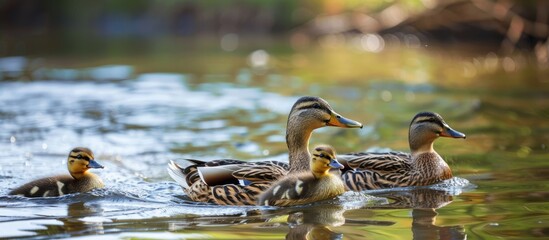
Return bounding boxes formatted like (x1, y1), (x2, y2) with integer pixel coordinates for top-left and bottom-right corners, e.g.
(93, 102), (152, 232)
(208, 161), (288, 205)
(342, 169), (414, 191)
(338, 152), (413, 191)
(167, 159), (289, 205)
(9, 175), (74, 197)
(167, 158), (245, 203)
(167, 159), (246, 188)
(232, 161), (289, 182)
(339, 151), (412, 173)
(210, 182), (273, 205)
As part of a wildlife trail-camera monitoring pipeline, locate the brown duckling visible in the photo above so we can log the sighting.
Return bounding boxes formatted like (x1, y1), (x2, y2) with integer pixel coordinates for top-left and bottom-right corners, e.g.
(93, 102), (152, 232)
(9, 147), (104, 197)
(339, 112), (466, 190)
(258, 145), (346, 207)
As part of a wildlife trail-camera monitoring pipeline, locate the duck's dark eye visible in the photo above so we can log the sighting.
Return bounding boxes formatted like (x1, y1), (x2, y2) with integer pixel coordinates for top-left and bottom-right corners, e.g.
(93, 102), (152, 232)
(312, 103), (321, 109)
(76, 155), (82, 159)
(319, 153), (325, 158)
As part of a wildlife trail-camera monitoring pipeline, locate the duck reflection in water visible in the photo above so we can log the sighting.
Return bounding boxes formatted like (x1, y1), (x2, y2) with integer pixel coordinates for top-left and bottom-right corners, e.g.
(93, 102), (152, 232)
(273, 203), (394, 240)
(411, 208), (465, 240)
(371, 188), (467, 240)
(62, 201), (105, 236)
(24, 201), (106, 237)
(285, 205), (346, 240)
(275, 188), (466, 240)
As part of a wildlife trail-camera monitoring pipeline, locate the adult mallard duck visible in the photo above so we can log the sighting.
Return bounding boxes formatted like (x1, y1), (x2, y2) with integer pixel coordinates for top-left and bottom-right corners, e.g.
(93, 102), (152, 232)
(339, 112), (466, 191)
(167, 96), (363, 205)
(9, 147), (104, 197)
(258, 144), (346, 207)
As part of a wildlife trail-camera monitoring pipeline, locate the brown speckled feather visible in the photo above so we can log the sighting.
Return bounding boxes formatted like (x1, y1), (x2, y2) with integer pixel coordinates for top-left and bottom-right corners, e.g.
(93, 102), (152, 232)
(168, 159), (290, 205)
(338, 152), (412, 191)
(185, 181), (212, 203)
(211, 182), (271, 205)
(341, 152), (412, 173)
(184, 159), (246, 185)
(340, 152), (453, 191)
(232, 161), (288, 182)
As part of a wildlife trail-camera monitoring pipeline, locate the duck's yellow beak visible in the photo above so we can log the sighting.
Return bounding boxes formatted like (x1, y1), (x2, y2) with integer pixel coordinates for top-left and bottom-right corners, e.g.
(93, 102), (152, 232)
(327, 111), (363, 128)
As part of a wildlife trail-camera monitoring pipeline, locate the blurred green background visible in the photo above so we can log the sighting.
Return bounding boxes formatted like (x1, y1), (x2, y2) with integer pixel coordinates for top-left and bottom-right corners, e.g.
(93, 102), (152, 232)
(2, 0), (548, 70)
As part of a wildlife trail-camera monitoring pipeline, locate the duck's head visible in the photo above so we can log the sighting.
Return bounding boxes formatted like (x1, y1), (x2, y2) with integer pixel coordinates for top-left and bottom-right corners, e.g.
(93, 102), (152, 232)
(67, 147), (103, 179)
(409, 112), (466, 153)
(311, 145), (344, 176)
(286, 97), (362, 172)
(288, 96), (363, 131)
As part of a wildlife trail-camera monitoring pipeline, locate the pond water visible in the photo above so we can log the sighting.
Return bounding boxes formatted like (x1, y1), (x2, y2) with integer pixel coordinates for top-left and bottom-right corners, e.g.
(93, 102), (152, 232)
(0, 44), (548, 239)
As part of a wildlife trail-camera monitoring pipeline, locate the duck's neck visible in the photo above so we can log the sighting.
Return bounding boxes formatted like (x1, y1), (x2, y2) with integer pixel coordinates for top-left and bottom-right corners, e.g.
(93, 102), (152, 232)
(70, 171), (89, 180)
(410, 141), (435, 157)
(311, 164), (329, 179)
(286, 123), (314, 172)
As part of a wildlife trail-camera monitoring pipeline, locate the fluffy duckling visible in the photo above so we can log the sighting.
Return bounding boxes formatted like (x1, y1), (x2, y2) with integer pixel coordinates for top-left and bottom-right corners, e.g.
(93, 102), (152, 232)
(258, 145), (346, 207)
(9, 147), (104, 197)
(340, 112), (466, 190)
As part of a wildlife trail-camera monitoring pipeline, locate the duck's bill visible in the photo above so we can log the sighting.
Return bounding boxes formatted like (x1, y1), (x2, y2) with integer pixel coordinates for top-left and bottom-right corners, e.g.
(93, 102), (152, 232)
(441, 125), (466, 139)
(88, 159), (104, 169)
(329, 159), (345, 169)
(327, 111), (363, 128)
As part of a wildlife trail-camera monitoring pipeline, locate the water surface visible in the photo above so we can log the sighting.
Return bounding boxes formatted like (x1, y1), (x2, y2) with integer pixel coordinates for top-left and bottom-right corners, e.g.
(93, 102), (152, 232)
(0, 45), (548, 239)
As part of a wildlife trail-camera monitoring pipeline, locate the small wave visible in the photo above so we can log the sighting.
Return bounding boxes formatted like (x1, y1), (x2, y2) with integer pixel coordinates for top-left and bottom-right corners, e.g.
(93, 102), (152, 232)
(349, 177), (476, 209)
(0, 176), (474, 219)
(361, 176), (475, 196)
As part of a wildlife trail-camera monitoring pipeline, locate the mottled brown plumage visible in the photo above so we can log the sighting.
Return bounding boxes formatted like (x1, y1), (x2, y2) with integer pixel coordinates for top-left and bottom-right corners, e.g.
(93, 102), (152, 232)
(9, 147), (104, 197)
(258, 145), (346, 207)
(340, 112), (466, 191)
(167, 96), (362, 205)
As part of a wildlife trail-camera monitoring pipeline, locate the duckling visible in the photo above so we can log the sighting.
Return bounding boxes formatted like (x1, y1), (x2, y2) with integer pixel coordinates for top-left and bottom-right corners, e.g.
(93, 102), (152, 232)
(339, 112), (466, 190)
(9, 147), (104, 197)
(168, 96), (362, 205)
(258, 145), (346, 207)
